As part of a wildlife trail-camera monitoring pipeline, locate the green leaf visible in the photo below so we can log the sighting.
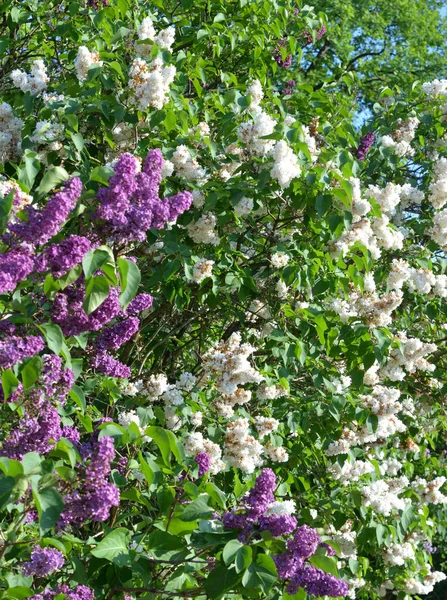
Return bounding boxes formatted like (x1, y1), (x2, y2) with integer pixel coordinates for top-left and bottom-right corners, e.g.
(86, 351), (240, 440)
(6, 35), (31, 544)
(69, 385), (86, 412)
(33, 487), (65, 534)
(82, 246), (115, 279)
(180, 494), (214, 522)
(91, 528), (130, 565)
(18, 151), (40, 190)
(37, 166), (70, 197)
(21, 356), (42, 389)
(400, 504), (415, 532)
(309, 554), (339, 577)
(89, 166), (113, 185)
(223, 540), (252, 573)
(138, 451), (154, 488)
(82, 275), (110, 315)
(0, 476), (16, 509)
(146, 426), (184, 466)
(223, 539), (244, 565)
(241, 555), (277, 593)
(0, 189), (14, 233)
(118, 257), (141, 309)
(39, 324), (64, 355)
(148, 530), (187, 561)
(1, 369), (19, 401)
(204, 565), (242, 599)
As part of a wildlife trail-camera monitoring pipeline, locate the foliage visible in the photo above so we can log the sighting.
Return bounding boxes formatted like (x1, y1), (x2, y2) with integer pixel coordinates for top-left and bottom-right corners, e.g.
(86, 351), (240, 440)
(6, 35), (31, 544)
(0, 1), (446, 600)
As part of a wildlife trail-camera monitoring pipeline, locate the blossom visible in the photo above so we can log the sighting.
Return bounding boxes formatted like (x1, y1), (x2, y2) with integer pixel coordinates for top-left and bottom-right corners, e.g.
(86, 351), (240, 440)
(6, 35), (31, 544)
(22, 547), (64, 576)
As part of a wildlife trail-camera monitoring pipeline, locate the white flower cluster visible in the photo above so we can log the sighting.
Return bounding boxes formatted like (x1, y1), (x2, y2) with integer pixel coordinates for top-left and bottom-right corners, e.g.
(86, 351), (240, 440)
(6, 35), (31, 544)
(404, 569), (446, 595)
(270, 140), (301, 188)
(429, 157), (447, 209)
(129, 57), (176, 111)
(431, 206), (447, 248)
(202, 332), (264, 396)
(267, 500), (296, 515)
(302, 124), (320, 160)
(234, 196), (254, 217)
(362, 477), (409, 516)
(379, 332), (436, 382)
(264, 443), (289, 462)
(0, 102), (22, 164)
(30, 120), (64, 151)
(186, 212), (220, 246)
(412, 476), (447, 504)
(271, 251), (290, 269)
(0, 177), (31, 215)
(254, 416), (280, 438)
(325, 523), (358, 559)
(328, 459), (375, 484)
(10, 60), (49, 95)
(387, 259), (447, 298)
(383, 541), (415, 566)
(192, 258), (214, 283)
(381, 117), (419, 157)
(237, 108), (276, 156)
(257, 383), (286, 401)
(171, 145), (206, 181)
(422, 79), (447, 97)
(223, 417), (264, 473)
(118, 410), (150, 441)
(74, 46), (103, 82)
(378, 457), (403, 476)
(246, 79), (264, 110)
(136, 18), (175, 56)
(329, 289), (403, 327)
(212, 387), (252, 419)
(184, 431), (226, 474)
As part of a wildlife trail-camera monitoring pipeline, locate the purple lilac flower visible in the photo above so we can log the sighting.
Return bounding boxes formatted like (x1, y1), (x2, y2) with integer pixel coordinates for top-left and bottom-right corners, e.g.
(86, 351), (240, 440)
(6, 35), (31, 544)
(9, 178), (82, 246)
(40, 355), (74, 403)
(116, 456), (128, 475)
(62, 425), (81, 446)
(293, 564), (349, 597)
(319, 542), (336, 556)
(0, 246), (34, 295)
(96, 150), (192, 243)
(59, 436), (119, 527)
(274, 553), (303, 579)
(245, 468), (276, 520)
(2, 406), (62, 460)
(303, 25), (326, 44)
(22, 546), (64, 577)
(29, 586), (94, 600)
(282, 80), (296, 95)
(35, 235), (91, 277)
(94, 317), (139, 351)
(259, 514), (297, 538)
(273, 39), (292, 68)
(423, 541), (437, 553)
(51, 283), (122, 337)
(0, 335), (44, 369)
(287, 525), (321, 558)
(356, 132), (375, 161)
(90, 351), (131, 379)
(126, 292), (153, 315)
(195, 452), (210, 476)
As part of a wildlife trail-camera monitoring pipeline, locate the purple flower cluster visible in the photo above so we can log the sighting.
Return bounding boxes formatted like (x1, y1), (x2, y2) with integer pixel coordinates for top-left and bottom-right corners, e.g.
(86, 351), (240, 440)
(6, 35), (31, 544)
(9, 178), (82, 246)
(59, 436), (119, 527)
(195, 452), (210, 476)
(1, 355), (74, 459)
(2, 405), (62, 459)
(96, 150), (193, 243)
(127, 292), (153, 315)
(51, 283), (122, 337)
(90, 351), (131, 379)
(423, 541), (437, 553)
(356, 132), (375, 161)
(303, 25), (326, 44)
(35, 235), (91, 277)
(274, 525), (348, 597)
(22, 546), (64, 577)
(273, 39), (292, 68)
(0, 334), (44, 369)
(282, 80), (296, 95)
(0, 246), (34, 295)
(30, 585), (94, 600)
(223, 469), (297, 541)
(94, 317), (139, 351)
